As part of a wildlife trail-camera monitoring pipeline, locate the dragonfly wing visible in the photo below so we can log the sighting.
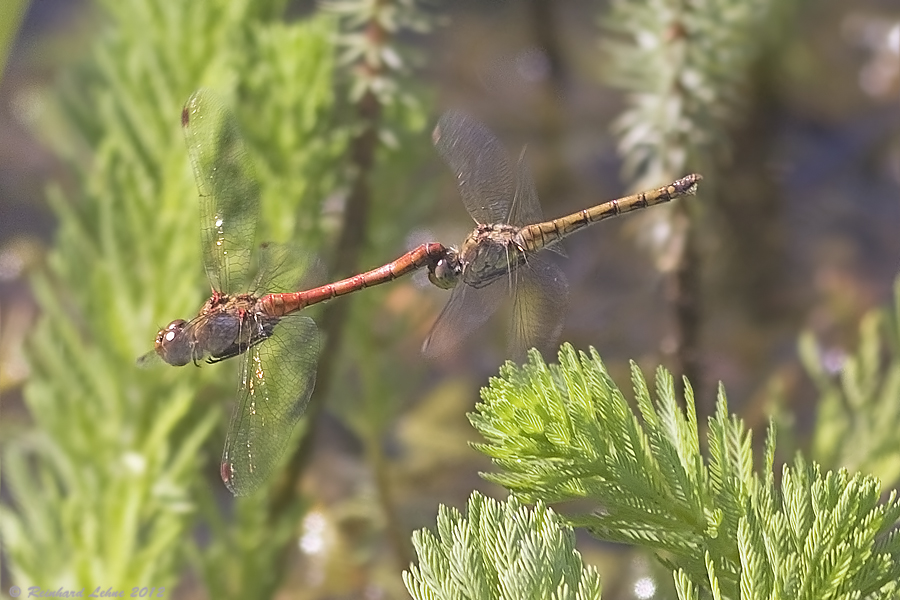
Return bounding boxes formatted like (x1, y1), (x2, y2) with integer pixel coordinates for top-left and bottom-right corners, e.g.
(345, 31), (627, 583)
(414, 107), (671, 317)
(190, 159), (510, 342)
(220, 315), (320, 496)
(183, 89), (259, 294)
(510, 146), (544, 226)
(512, 147), (566, 257)
(251, 242), (317, 295)
(509, 255), (568, 361)
(433, 110), (514, 225)
(422, 279), (508, 359)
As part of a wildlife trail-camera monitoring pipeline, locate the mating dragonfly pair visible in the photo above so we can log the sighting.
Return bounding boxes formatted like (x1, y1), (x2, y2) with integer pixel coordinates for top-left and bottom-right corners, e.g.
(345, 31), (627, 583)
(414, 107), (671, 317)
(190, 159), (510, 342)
(139, 89), (702, 496)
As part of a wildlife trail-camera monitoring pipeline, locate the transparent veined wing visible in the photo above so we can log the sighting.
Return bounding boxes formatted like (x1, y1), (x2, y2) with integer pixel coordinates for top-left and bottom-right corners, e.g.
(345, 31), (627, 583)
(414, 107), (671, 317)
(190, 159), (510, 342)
(509, 255), (568, 361)
(433, 110), (515, 226)
(182, 89), (260, 294)
(220, 314), (319, 496)
(422, 278), (508, 359)
(250, 242), (318, 296)
(510, 147), (566, 257)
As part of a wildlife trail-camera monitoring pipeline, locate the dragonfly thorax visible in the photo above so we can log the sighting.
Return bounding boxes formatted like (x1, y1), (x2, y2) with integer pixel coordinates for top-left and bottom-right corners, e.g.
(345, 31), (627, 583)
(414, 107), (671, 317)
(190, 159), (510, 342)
(460, 223), (526, 289)
(154, 293), (276, 367)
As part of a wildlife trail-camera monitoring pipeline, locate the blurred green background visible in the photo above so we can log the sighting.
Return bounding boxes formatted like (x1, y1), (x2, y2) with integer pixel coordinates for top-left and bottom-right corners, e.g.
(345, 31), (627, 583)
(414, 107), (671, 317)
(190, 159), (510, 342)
(0, 0), (898, 598)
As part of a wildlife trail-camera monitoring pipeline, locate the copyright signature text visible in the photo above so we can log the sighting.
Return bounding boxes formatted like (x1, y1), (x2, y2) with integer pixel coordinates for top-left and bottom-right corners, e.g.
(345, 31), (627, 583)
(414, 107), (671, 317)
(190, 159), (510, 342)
(7, 586), (166, 598)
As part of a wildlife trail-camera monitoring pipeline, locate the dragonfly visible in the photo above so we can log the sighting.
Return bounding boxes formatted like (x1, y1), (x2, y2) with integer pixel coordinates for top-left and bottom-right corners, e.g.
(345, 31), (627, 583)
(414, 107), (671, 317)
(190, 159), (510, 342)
(421, 110), (703, 359)
(139, 90), (453, 496)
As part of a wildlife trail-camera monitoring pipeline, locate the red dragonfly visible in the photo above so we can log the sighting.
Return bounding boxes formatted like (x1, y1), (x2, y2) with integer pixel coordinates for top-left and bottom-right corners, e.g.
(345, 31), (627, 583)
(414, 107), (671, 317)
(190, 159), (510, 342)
(139, 90), (453, 496)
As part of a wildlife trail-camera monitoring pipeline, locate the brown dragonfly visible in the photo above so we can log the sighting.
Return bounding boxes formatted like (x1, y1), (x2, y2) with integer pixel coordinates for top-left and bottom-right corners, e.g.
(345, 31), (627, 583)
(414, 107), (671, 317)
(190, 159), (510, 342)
(422, 110), (702, 358)
(139, 90), (453, 496)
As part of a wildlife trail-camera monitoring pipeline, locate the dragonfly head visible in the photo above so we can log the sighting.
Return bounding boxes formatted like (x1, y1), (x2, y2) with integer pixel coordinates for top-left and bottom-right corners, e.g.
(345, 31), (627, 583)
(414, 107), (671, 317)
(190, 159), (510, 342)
(427, 248), (461, 290)
(154, 319), (194, 366)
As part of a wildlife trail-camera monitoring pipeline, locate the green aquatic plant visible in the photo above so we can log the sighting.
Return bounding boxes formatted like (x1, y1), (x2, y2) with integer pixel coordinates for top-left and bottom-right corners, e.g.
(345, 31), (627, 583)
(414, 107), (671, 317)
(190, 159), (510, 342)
(0, 0), (343, 594)
(405, 344), (900, 599)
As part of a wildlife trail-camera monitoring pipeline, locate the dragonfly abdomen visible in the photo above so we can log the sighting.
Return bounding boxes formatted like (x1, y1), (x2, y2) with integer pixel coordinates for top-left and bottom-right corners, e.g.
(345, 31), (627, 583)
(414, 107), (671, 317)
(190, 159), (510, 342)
(257, 242), (453, 316)
(517, 219), (579, 253)
(518, 173), (704, 252)
(583, 173), (702, 222)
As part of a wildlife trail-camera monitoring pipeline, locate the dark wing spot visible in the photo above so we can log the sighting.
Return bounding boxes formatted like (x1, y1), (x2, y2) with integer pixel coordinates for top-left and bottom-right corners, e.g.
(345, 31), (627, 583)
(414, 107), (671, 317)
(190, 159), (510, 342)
(221, 461), (233, 485)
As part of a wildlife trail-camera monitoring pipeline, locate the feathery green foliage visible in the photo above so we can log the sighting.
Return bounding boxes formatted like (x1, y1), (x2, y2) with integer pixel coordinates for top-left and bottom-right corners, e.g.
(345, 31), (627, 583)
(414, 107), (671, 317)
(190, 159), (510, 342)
(800, 277), (900, 488)
(2, 0), (444, 594)
(600, 0), (790, 186)
(324, 0), (433, 107)
(0, 0), (342, 593)
(403, 491), (602, 600)
(462, 345), (900, 599)
(321, 0), (436, 245)
(736, 460), (900, 599)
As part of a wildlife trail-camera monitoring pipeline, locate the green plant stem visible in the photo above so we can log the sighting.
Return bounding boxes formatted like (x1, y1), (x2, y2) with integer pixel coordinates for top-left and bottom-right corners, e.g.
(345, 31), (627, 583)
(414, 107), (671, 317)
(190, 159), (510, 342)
(669, 208), (704, 408)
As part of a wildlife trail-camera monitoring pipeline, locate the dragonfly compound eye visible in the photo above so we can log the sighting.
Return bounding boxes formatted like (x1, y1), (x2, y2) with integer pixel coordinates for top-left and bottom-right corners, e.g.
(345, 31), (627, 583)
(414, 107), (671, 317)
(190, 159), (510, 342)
(428, 257), (461, 290)
(155, 319), (193, 366)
